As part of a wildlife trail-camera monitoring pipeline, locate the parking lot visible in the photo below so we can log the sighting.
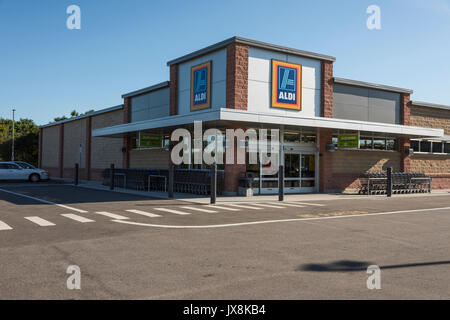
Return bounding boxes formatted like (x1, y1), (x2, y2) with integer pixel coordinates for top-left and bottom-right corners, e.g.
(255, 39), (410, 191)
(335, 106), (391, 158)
(0, 181), (449, 299)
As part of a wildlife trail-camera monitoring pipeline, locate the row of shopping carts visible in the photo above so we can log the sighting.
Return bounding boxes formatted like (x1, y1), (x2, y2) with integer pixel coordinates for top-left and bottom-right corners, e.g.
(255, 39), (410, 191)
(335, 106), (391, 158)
(359, 172), (432, 195)
(102, 168), (224, 195)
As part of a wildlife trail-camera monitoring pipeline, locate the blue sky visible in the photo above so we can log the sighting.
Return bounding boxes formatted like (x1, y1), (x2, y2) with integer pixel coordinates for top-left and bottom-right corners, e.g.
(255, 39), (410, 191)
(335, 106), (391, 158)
(0, 0), (449, 125)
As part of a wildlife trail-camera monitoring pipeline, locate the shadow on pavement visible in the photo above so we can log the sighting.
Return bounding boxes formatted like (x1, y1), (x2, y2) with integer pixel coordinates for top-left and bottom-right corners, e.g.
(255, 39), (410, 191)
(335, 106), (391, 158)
(298, 260), (450, 272)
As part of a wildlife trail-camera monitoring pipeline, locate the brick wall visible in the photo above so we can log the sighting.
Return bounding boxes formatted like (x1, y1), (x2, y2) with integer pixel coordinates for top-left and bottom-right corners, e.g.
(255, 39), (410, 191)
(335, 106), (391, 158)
(91, 110), (124, 172)
(63, 118), (87, 171)
(130, 149), (170, 168)
(410, 105), (450, 135)
(321, 61), (333, 118)
(41, 125), (60, 170)
(170, 64), (178, 115)
(410, 104), (450, 189)
(226, 42), (249, 110)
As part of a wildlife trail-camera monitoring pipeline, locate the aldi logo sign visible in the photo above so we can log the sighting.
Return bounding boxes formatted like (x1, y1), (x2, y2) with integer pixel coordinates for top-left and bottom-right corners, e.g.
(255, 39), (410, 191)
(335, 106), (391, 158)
(271, 60), (302, 110)
(191, 61), (211, 111)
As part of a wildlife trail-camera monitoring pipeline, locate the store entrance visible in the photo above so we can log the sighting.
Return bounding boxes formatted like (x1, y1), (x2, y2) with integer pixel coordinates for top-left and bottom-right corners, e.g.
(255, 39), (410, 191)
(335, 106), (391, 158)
(259, 152), (316, 194)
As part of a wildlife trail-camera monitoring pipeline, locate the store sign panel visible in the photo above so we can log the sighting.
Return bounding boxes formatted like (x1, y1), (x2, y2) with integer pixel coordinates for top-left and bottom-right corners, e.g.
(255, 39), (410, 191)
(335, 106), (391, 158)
(338, 133), (359, 149)
(190, 61), (211, 111)
(271, 60), (302, 110)
(139, 133), (162, 148)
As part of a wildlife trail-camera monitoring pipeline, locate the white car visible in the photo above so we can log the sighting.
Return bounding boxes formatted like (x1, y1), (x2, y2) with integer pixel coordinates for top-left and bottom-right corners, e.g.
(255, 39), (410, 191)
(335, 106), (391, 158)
(0, 161), (49, 182)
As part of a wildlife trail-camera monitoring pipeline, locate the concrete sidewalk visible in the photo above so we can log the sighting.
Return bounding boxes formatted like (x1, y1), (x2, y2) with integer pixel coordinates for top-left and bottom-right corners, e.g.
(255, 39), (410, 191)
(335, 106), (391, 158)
(52, 178), (450, 203)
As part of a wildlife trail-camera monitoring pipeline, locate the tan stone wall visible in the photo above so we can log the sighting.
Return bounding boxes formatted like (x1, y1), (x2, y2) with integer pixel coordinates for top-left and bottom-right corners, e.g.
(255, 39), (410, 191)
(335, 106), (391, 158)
(41, 125), (60, 168)
(129, 149), (169, 168)
(410, 105), (450, 134)
(411, 154), (450, 174)
(332, 150), (401, 174)
(63, 119), (87, 168)
(91, 110), (124, 169)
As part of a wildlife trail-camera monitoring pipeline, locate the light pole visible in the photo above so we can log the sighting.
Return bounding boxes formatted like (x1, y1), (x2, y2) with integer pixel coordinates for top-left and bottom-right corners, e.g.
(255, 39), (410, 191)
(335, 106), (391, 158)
(11, 109), (16, 161)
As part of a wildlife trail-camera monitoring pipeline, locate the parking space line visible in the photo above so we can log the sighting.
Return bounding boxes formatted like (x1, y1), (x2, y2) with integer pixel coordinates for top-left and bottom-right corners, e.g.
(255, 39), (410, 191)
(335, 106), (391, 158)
(291, 202), (325, 207)
(154, 208), (191, 215)
(228, 204), (263, 210)
(206, 205), (240, 211)
(126, 209), (161, 218)
(0, 220), (13, 231)
(95, 211), (129, 220)
(252, 203), (286, 209)
(25, 216), (56, 227)
(0, 187), (88, 213)
(269, 202), (305, 208)
(61, 214), (95, 223)
(180, 206), (217, 213)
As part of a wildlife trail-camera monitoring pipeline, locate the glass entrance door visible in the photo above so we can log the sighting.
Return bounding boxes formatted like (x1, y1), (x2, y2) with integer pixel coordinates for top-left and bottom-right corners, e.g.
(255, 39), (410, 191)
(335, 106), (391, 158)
(284, 153), (301, 193)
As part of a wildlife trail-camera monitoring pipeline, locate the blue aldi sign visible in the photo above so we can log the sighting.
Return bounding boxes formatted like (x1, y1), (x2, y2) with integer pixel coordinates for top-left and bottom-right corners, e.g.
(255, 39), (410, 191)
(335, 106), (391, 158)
(191, 61), (211, 110)
(271, 60), (302, 110)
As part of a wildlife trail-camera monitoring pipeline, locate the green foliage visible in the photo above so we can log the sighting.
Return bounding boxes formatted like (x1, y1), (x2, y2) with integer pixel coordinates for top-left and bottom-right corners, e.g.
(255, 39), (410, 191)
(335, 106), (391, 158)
(51, 109), (94, 123)
(0, 118), (39, 166)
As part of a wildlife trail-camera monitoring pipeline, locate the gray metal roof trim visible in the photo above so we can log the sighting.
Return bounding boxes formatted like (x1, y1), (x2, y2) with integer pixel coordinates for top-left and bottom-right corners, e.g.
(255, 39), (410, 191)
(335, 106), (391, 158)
(334, 77), (414, 94)
(121, 81), (170, 99)
(411, 101), (450, 111)
(166, 36), (336, 66)
(39, 104), (123, 129)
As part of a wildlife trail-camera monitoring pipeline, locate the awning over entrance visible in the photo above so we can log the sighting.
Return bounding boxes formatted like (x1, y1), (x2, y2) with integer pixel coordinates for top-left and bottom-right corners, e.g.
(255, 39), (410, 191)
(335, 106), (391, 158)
(92, 108), (444, 139)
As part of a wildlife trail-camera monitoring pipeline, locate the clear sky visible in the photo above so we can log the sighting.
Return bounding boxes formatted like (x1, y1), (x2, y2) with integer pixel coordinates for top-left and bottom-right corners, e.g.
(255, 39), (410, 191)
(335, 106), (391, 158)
(0, 0), (449, 125)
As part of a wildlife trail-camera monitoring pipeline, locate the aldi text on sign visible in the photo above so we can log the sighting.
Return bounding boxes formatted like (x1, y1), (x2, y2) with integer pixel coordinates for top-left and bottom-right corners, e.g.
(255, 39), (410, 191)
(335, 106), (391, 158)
(191, 61), (211, 111)
(271, 60), (302, 110)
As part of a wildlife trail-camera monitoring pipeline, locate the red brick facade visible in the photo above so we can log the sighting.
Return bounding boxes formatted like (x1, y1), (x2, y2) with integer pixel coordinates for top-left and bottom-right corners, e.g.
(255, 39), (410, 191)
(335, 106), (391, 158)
(170, 64), (178, 115)
(400, 93), (412, 172)
(321, 61), (334, 118)
(123, 97), (131, 169)
(85, 116), (92, 180)
(226, 43), (249, 110)
(38, 128), (43, 168)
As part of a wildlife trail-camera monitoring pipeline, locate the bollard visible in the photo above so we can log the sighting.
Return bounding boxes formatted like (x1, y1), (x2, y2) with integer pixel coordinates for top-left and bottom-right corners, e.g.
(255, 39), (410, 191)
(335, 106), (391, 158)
(278, 165), (284, 201)
(74, 163), (79, 186)
(387, 167), (392, 197)
(168, 164), (174, 198)
(110, 163), (115, 190)
(210, 163), (217, 204)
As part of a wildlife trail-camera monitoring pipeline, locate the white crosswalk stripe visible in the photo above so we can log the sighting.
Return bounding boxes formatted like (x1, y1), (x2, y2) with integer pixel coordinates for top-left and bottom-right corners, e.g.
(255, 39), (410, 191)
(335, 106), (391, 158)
(228, 204), (263, 210)
(252, 203), (286, 209)
(0, 220), (13, 231)
(95, 211), (129, 220)
(268, 202), (305, 208)
(206, 205), (240, 211)
(291, 202), (325, 207)
(61, 214), (95, 223)
(154, 208), (191, 215)
(126, 209), (161, 218)
(181, 206), (217, 213)
(25, 216), (55, 227)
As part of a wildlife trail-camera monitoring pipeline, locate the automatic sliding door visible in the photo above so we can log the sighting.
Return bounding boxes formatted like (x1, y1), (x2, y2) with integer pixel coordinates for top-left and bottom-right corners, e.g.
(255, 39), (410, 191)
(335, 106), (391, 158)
(284, 153), (301, 193)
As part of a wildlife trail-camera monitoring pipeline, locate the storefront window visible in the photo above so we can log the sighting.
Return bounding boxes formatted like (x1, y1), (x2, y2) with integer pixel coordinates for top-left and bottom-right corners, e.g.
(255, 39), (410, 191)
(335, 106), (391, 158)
(420, 141), (432, 153)
(359, 137), (373, 149)
(301, 134), (316, 144)
(411, 140), (419, 152)
(386, 139), (396, 151)
(445, 143), (450, 154)
(373, 138), (386, 150)
(284, 132), (301, 143)
(432, 142), (443, 153)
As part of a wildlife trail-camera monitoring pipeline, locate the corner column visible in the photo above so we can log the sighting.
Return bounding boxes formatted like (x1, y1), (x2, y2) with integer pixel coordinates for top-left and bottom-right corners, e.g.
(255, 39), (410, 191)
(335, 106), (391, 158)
(319, 60), (334, 192)
(226, 42), (249, 110)
(170, 64), (178, 116)
(400, 93), (411, 172)
(58, 123), (64, 178)
(122, 97), (131, 169)
(85, 116), (92, 180)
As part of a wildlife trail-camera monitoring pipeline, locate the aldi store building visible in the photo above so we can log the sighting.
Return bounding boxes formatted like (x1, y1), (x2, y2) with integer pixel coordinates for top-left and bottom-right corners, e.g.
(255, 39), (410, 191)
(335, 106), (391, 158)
(38, 37), (450, 195)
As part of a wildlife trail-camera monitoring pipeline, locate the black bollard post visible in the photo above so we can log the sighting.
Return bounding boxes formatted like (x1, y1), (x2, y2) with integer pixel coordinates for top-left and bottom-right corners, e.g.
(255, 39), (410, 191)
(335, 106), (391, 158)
(211, 163), (217, 204)
(168, 164), (174, 198)
(74, 163), (79, 186)
(110, 163), (115, 190)
(278, 165), (284, 201)
(387, 167), (392, 197)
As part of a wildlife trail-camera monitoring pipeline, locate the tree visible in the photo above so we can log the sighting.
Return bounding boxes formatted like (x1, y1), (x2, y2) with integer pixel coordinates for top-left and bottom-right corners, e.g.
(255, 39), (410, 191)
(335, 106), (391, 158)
(0, 118), (39, 166)
(50, 109), (94, 123)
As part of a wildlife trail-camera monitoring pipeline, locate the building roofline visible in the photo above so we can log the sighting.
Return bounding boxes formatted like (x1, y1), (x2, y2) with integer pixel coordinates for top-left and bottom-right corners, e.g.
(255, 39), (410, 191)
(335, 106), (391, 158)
(121, 81), (170, 99)
(334, 77), (414, 94)
(166, 36), (336, 66)
(411, 101), (450, 111)
(39, 104), (123, 129)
